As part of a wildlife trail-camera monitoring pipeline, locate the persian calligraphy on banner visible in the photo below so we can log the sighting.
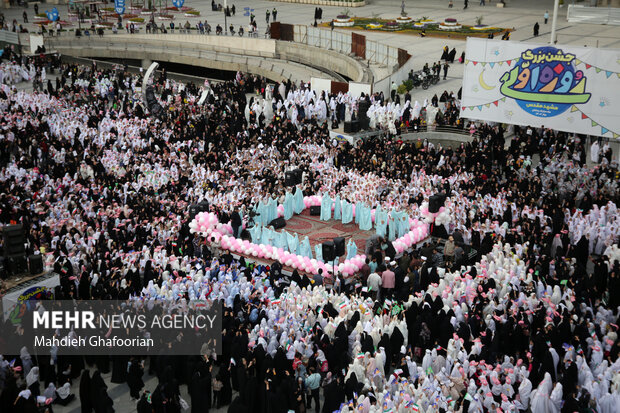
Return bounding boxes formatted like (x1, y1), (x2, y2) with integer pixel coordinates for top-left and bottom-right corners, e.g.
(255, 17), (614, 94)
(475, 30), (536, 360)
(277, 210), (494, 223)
(460, 38), (620, 139)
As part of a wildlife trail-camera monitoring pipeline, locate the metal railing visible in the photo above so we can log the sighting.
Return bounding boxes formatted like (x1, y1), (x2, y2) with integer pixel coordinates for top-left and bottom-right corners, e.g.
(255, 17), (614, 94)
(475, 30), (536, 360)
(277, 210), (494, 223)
(0, 30), (20, 45)
(292, 25), (402, 69)
(567, 5), (620, 25)
(353, 125), (480, 141)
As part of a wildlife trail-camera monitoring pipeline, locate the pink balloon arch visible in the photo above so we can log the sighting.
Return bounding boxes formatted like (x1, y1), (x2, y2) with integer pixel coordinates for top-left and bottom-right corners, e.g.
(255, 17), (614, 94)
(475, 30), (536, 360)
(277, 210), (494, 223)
(188, 196), (430, 277)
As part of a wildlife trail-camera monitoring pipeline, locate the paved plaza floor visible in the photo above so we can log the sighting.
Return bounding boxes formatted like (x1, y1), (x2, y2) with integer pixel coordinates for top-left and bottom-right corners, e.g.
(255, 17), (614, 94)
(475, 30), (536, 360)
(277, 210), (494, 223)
(3, 0), (620, 100)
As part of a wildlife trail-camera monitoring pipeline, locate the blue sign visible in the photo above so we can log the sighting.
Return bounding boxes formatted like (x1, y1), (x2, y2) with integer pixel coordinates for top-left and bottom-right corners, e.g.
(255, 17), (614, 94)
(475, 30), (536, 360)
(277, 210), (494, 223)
(499, 46), (591, 118)
(243, 7), (254, 17)
(172, 0), (185, 8)
(46, 7), (60, 22)
(115, 0), (126, 15)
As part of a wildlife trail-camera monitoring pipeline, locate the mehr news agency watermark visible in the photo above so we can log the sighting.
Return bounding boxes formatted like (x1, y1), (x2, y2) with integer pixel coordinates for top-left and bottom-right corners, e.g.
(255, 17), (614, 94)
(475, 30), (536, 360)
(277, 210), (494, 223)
(0, 300), (222, 355)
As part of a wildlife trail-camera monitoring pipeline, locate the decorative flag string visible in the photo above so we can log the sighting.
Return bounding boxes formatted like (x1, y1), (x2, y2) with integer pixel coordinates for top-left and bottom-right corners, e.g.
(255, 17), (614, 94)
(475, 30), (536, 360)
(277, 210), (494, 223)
(569, 105), (620, 139)
(461, 97), (507, 112)
(465, 58), (518, 68)
(574, 59), (620, 79)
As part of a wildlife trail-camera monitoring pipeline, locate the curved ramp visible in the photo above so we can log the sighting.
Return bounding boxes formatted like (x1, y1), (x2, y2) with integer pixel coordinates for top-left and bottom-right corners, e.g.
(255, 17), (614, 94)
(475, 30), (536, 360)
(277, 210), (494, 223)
(44, 34), (367, 83)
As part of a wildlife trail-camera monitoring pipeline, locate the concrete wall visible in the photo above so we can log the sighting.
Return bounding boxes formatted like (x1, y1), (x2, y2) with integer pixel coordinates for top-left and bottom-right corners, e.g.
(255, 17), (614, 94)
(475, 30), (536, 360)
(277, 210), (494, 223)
(401, 131), (472, 148)
(48, 40), (286, 81)
(45, 35), (368, 83)
(276, 41), (365, 82)
(124, 34), (277, 56)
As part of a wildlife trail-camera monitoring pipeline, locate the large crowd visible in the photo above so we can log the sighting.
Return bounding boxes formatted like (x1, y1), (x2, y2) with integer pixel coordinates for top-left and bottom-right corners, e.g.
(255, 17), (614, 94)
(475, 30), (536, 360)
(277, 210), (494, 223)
(0, 46), (618, 413)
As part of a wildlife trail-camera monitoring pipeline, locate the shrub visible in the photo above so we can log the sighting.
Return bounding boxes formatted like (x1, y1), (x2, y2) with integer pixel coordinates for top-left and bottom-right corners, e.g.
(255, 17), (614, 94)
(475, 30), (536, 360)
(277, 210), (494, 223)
(397, 83), (408, 94)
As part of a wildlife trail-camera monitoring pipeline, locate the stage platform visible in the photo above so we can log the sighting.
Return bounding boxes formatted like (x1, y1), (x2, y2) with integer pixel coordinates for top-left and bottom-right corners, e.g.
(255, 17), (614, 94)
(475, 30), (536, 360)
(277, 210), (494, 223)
(232, 210), (431, 277)
(256, 209), (374, 264)
(0, 270), (50, 296)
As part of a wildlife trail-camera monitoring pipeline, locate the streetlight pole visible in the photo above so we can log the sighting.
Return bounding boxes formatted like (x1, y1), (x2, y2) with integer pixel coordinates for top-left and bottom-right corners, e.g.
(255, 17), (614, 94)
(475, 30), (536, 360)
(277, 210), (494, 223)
(550, 0), (559, 44)
(224, 0), (228, 35)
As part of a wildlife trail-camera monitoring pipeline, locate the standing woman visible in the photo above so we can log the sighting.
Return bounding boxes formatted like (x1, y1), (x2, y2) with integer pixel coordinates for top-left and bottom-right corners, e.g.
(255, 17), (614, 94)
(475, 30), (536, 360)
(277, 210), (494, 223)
(294, 376), (306, 413)
(188, 363), (211, 413)
(79, 369), (93, 413)
(127, 358), (145, 401)
(25, 367), (40, 398)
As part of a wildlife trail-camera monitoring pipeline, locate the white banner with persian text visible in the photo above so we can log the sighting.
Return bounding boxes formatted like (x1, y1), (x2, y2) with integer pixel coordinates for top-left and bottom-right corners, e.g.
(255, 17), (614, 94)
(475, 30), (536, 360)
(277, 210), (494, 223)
(460, 38), (620, 139)
(2, 274), (59, 322)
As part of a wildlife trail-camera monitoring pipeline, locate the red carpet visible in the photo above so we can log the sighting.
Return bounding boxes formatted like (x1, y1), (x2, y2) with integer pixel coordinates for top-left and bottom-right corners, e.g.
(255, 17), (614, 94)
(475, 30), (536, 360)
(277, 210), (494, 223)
(281, 209), (374, 262)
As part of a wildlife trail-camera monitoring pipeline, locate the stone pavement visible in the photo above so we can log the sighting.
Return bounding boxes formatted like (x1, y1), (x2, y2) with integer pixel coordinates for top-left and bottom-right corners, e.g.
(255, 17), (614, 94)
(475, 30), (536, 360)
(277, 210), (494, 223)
(4, 0), (620, 100)
(44, 361), (234, 413)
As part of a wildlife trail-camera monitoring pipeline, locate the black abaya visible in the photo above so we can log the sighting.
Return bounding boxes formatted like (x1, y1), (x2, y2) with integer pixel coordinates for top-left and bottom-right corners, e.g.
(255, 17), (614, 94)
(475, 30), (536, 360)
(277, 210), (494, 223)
(110, 355), (129, 384)
(80, 369), (93, 413)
